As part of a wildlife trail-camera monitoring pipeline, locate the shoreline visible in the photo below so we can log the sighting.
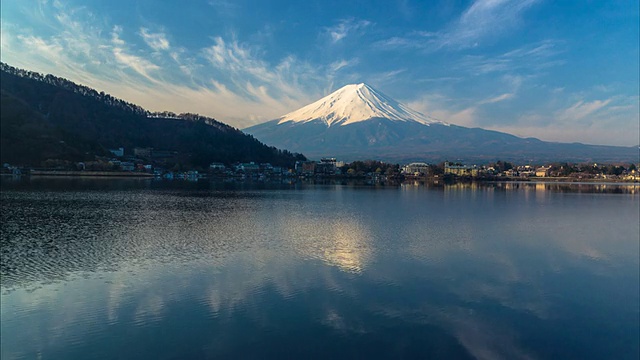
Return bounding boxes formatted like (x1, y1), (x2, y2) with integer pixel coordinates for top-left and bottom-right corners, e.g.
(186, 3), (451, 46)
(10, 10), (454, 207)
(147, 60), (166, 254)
(28, 170), (154, 177)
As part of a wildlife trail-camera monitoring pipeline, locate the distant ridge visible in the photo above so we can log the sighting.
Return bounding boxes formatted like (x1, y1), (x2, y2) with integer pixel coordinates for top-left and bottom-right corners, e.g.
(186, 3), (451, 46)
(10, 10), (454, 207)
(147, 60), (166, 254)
(245, 83), (639, 163)
(0, 62), (305, 167)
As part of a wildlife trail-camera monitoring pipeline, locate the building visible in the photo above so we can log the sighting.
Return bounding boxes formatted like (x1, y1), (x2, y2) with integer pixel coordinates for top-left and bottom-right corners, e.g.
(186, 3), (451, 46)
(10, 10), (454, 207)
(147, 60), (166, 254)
(402, 162), (430, 176)
(444, 162), (479, 177)
(535, 166), (552, 177)
(624, 169), (639, 181)
(320, 158), (337, 167)
(151, 150), (175, 159)
(504, 169), (517, 177)
(259, 163), (274, 173)
(237, 162), (260, 173)
(315, 158), (337, 175)
(517, 165), (535, 177)
(120, 162), (135, 171)
(134, 147), (153, 158)
(296, 161), (316, 175)
(109, 147), (124, 157)
(209, 162), (226, 171)
(294, 158), (341, 176)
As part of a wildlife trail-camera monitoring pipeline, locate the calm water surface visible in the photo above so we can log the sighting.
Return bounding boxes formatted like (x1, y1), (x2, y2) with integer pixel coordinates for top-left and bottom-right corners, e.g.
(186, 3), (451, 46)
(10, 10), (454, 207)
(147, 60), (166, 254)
(1, 178), (638, 359)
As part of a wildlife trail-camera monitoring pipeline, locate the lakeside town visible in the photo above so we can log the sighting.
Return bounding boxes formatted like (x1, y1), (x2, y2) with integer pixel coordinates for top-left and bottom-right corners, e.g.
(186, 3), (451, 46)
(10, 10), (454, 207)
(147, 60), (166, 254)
(2, 145), (638, 183)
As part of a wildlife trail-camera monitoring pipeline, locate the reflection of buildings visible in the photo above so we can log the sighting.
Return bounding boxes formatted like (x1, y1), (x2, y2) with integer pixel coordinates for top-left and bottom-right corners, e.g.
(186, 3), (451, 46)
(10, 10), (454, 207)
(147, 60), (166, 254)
(444, 182), (480, 192)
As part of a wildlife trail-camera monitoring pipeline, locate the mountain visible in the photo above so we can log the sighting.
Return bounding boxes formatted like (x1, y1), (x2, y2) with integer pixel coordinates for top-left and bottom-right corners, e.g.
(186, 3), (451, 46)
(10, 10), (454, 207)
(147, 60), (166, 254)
(0, 63), (305, 168)
(245, 83), (638, 163)
(278, 83), (440, 126)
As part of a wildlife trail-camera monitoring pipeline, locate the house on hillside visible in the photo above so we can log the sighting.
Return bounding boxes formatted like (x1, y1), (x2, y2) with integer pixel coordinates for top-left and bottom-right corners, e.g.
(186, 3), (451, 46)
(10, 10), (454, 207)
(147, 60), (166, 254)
(109, 147), (124, 157)
(134, 147), (153, 158)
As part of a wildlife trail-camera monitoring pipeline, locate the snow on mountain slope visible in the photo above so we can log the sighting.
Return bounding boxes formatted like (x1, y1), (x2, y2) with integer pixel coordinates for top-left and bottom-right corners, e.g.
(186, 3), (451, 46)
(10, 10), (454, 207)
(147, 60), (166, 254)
(277, 83), (444, 127)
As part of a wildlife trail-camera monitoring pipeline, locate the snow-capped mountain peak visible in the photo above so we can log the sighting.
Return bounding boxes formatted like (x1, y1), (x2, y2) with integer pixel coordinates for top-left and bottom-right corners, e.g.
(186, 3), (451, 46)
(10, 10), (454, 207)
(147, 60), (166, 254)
(277, 83), (442, 126)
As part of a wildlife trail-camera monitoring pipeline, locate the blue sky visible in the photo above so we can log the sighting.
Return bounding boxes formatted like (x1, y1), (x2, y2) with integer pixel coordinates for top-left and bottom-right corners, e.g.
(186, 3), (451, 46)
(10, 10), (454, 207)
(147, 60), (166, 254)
(1, 0), (638, 146)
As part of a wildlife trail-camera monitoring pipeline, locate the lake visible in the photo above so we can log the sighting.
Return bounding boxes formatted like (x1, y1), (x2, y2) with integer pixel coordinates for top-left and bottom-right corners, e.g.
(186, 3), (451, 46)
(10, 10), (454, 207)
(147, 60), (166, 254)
(1, 178), (638, 359)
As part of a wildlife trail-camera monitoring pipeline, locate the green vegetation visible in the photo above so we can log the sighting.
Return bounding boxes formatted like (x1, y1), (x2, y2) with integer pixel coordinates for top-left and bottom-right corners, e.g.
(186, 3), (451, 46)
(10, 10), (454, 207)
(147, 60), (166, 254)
(340, 160), (400, 176)
(547, 163), (636, 177)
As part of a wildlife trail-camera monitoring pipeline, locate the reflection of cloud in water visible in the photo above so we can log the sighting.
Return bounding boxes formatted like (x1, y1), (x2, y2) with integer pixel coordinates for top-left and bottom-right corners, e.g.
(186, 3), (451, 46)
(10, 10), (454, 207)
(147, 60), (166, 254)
(322, 308), (368, 334)
(133, 293), (166, 325)
(359, 299), (536, 359)
(444, 307), (535, 360)
(2, 183), (637, 359)
(390, 182), (639, 321)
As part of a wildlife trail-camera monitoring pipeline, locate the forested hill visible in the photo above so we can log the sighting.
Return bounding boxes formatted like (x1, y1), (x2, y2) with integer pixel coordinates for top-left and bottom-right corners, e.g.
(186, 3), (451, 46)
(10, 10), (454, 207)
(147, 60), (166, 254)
(0, 63), (306, 168)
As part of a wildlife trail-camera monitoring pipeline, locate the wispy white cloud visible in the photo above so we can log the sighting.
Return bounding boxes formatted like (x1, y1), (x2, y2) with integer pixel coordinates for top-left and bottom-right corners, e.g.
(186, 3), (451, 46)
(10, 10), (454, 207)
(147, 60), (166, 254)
(376, 0), (539, 51)
(555, 99), (612, 122)
(445, 0), (538, 49)
(457, 40), (564, 76)
(3, 0), (635, 146)
(479, 93), (515, 104)
(207, 0), (239, 17)
(416, 76), (463, 83)
(109, 26), (161, 82)
(329, 58), (358, 72)
(490, 96), (639, 145)
(201, 36), (324, 107)
(16, 35), (65, 62)
(407, 94), (478, 127)
(139, 28), (170, 51)
(378, 69), (406, 79)
(112, 47), (160, 81)
(374, 36), (415, 49)
(368, 68), (408, 87)
(324, 18), (372, 43)
(1, 1), (337, 128)
(406, 91), (639, 146)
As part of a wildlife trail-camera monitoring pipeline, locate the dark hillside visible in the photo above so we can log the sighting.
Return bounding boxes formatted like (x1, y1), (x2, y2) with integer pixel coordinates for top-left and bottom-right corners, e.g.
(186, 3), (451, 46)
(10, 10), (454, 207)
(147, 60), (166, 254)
(0, 63), (305, 167)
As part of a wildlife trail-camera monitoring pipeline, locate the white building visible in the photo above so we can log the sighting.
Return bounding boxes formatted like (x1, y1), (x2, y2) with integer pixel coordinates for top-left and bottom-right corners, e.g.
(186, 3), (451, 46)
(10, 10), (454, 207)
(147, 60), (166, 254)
(535, 166), (552, 177)
(402, 162), (430, 176)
